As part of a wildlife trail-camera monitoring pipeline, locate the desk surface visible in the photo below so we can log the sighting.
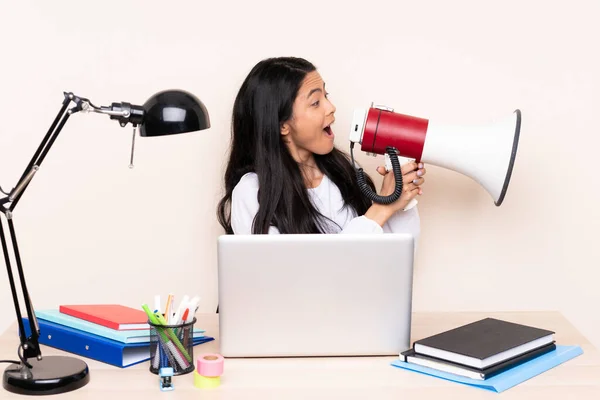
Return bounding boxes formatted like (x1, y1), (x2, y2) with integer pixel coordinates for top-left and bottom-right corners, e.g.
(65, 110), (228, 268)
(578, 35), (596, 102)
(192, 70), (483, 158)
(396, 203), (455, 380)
(1, 311), (599, 399)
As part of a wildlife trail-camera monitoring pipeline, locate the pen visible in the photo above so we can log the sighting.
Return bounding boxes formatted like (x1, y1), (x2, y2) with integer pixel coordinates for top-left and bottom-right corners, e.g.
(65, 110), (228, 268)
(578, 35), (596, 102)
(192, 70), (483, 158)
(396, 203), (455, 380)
(181, 309), (190, 348)
(172, 295), (189, 327)
(164, 294), (174, 323)
(173, 300), (189, 337)
(154, 295), (161, 314)
(159, 340), (168, 368)
(142, 304), (160, 325)
(186, 296), (200, 323)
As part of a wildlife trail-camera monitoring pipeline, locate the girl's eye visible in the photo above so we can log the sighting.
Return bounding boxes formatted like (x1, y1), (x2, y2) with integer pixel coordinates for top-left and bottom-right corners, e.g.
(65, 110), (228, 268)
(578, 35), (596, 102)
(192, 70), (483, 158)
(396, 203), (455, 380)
(312, 101), (320, 107)
(325, 92), (330, 98)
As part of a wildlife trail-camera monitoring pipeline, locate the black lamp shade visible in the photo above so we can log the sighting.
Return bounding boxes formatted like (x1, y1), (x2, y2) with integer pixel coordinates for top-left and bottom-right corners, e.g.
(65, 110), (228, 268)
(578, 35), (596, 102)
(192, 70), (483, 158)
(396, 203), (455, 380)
(140, 90), (210, 137)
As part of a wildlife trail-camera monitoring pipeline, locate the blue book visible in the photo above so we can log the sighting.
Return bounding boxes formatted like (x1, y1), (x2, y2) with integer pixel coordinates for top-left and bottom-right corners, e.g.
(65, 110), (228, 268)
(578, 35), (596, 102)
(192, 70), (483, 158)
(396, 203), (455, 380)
(22, 317), (214, 368)
(391, 345), (583, 393)
(34, 309), (206, 344)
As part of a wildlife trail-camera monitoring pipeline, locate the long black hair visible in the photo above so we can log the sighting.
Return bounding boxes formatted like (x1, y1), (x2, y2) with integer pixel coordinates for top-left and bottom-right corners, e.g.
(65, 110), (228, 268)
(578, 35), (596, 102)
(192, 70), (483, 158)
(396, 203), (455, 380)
(217, 57), (376, 234)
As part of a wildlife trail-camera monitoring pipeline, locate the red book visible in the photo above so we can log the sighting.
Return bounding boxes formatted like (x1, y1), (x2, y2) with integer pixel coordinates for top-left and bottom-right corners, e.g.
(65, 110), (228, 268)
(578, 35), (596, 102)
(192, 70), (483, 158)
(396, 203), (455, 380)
(59, 304), (150, 330)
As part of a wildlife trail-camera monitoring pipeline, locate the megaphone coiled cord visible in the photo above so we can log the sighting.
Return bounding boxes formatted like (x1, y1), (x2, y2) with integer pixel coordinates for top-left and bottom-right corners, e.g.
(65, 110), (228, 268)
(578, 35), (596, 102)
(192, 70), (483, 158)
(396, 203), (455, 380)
(350, 143), (403, 205)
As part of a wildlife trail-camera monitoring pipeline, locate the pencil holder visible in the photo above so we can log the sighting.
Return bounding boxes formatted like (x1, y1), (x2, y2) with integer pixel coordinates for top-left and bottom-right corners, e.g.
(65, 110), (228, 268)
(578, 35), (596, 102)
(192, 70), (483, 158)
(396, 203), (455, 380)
(148, 317), (196, 376)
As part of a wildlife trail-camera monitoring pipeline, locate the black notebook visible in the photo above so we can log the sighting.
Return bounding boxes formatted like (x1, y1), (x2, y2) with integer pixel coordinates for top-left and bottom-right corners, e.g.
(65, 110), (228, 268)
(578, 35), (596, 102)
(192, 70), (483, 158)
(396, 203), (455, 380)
(402, 342), (556, 380)
(413, 318), (555, 369)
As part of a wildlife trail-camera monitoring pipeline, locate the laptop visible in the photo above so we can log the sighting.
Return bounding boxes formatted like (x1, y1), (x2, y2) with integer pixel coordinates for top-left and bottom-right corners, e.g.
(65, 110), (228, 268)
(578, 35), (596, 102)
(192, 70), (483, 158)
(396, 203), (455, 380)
(217, 233), (415, 357)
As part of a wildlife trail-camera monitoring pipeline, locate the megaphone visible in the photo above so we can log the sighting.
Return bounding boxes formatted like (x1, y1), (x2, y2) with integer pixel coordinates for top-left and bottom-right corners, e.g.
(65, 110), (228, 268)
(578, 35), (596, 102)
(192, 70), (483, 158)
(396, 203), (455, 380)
(348, 104), (521, 207)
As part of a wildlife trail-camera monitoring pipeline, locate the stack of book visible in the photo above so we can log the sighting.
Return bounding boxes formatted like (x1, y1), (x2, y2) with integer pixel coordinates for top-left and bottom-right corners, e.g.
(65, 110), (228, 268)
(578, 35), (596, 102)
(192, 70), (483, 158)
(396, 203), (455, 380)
(400, 318), (557, 380)
(21, 304), (214, 368)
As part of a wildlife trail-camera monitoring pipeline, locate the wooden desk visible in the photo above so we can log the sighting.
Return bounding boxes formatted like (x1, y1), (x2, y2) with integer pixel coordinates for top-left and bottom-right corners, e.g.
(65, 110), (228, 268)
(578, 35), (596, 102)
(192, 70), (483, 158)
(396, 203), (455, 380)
(1, 311), (599, 399)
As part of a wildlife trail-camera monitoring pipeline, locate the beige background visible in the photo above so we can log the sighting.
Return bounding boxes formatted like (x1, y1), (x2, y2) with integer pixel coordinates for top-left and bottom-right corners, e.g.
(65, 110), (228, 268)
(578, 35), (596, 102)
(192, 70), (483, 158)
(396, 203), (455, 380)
(0, 0), (598, 350)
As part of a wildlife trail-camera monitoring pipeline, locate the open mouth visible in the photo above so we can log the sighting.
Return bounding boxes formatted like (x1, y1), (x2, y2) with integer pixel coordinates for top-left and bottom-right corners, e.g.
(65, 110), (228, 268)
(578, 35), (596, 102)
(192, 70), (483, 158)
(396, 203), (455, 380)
(324, 125), (334, 138)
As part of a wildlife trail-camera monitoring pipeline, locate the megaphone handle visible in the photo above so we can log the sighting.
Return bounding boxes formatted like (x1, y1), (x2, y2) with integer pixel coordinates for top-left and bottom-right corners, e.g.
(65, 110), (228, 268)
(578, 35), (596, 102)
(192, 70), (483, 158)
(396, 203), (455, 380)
(385, 153), (418, 211)
(403, 198), (418, 211)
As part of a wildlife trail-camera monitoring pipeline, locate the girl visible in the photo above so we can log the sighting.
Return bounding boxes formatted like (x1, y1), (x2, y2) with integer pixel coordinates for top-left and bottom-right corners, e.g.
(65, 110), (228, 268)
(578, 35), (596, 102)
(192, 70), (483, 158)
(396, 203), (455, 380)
(217, 57), (425, 240)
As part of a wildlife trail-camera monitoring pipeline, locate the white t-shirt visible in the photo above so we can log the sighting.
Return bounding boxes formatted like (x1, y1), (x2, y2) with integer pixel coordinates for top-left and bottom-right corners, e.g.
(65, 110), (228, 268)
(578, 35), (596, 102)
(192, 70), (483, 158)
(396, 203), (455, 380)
(231, 172), (420, 247)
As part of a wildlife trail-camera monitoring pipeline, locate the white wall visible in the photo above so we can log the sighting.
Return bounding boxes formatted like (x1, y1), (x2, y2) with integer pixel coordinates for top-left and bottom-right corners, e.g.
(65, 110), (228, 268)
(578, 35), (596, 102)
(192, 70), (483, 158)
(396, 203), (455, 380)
(1, 0), (598, 349)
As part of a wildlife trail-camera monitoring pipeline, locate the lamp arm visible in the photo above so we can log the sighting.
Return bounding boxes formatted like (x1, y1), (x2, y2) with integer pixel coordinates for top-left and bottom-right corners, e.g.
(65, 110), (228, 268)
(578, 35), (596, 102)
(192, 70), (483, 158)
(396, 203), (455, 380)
(0, 92), (79, 364)
(0, 216), (41, 365)
(2, 93), (145, 210)
(0, 91), (144, 366)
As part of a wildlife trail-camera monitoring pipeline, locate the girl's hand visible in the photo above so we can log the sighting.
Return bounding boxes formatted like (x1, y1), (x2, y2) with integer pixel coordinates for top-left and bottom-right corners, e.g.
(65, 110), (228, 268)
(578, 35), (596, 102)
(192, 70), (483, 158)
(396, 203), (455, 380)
(365, 161), (426, 227)
(375, 161), (425, 213)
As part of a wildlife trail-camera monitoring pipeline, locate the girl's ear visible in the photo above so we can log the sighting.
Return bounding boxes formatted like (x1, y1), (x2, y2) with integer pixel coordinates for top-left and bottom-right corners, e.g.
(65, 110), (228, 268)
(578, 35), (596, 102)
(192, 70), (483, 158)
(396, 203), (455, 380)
(281, 121), (290, 137)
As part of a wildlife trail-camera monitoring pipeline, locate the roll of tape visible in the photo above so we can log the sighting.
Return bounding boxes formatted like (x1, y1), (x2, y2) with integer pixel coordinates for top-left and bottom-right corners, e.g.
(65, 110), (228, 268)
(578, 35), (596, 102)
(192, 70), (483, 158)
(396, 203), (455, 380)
(197, 353), (224, 377)
(194, 371), (221, 389)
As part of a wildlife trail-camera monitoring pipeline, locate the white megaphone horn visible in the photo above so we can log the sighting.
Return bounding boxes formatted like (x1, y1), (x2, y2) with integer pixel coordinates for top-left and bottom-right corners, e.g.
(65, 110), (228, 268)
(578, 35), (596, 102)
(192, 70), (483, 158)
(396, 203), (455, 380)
(349, 104), (521, 207)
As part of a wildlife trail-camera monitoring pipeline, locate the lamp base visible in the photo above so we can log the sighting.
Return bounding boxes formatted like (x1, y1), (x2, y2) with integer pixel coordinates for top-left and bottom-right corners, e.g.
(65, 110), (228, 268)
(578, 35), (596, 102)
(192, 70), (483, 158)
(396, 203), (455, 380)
(3, 355), (89, 396)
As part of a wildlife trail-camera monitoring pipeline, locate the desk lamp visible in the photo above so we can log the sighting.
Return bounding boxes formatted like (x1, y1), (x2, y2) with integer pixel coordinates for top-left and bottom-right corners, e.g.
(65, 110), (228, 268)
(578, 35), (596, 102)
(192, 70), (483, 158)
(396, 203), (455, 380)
(0, 89), (210, 395)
